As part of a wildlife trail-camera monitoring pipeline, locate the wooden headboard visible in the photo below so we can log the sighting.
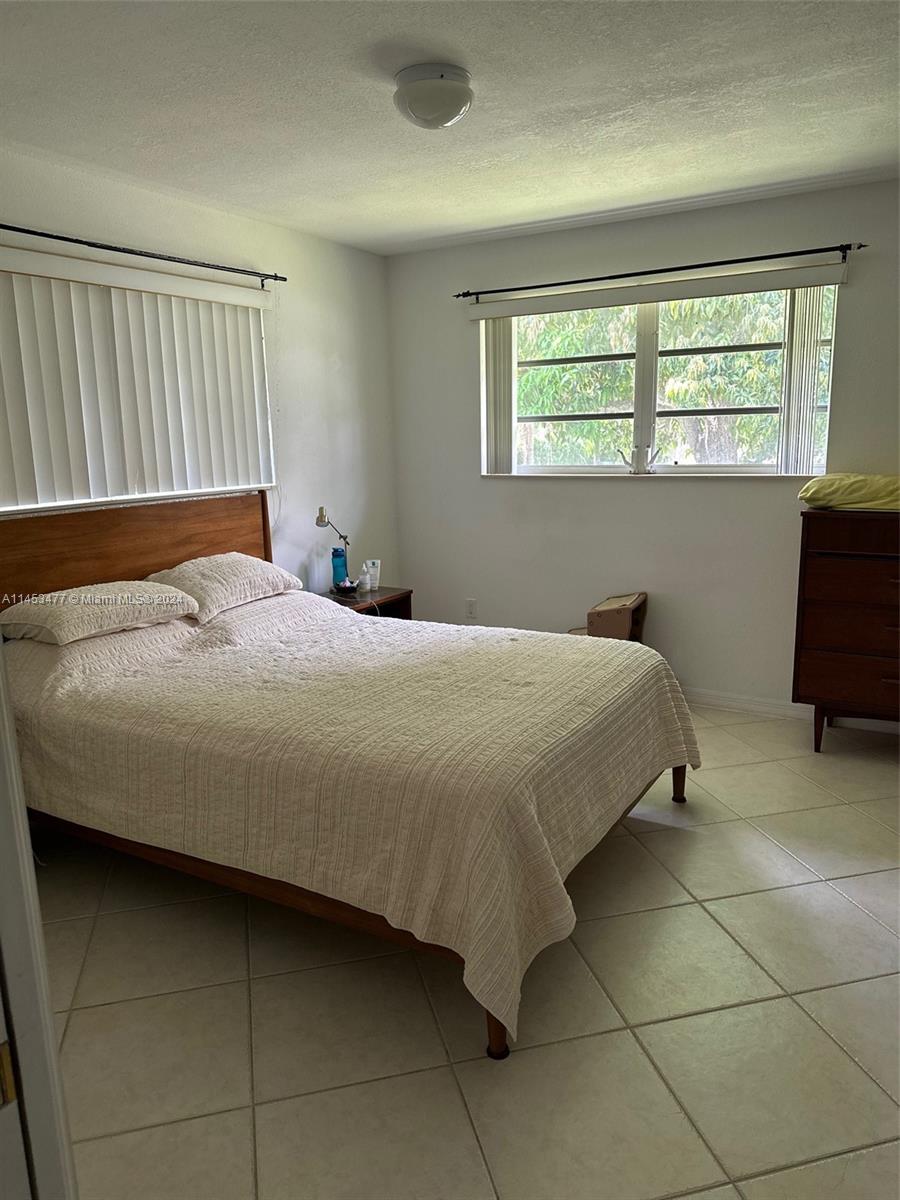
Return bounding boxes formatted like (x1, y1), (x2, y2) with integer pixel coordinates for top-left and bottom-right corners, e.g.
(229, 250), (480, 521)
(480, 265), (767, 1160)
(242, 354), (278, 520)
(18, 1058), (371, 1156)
(0, 491), (272, 610)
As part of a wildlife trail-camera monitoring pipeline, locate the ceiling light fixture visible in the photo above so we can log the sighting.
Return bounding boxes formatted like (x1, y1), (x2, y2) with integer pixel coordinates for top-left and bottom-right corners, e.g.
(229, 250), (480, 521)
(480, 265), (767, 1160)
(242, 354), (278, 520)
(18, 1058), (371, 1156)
(393, 63), (473, 130)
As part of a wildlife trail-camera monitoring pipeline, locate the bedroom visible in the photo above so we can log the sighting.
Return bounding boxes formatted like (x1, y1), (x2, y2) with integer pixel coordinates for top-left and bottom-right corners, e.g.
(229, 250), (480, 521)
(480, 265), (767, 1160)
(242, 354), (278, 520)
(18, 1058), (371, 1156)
(0, 2), (897, 1199)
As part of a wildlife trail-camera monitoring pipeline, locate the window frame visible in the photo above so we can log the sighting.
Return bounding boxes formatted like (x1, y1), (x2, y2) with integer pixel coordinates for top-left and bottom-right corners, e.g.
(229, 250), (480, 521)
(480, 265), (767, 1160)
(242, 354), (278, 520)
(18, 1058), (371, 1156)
(493, 285), (836, 477)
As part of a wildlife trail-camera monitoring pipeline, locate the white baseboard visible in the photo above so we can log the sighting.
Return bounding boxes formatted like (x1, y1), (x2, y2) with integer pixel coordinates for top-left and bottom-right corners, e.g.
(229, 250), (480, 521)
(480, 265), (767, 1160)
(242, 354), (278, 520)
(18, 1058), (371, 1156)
(682, 686), (899, 735)
(682, 686), (813, 721)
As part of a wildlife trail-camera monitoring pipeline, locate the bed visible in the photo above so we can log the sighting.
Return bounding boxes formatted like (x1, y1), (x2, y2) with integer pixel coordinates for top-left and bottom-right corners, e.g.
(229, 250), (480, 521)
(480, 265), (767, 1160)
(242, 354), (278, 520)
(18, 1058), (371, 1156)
(1, 491), (699, 1057)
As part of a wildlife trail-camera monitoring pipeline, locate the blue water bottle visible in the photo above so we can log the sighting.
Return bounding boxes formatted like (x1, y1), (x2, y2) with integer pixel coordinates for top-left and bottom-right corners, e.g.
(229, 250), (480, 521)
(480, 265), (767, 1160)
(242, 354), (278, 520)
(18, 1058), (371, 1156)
(331, 546), (348, 587)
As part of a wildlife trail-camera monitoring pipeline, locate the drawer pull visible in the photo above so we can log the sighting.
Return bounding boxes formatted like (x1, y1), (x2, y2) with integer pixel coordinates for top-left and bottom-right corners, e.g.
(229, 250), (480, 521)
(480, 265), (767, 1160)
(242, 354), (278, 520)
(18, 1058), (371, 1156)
(883, 678), (900, 685)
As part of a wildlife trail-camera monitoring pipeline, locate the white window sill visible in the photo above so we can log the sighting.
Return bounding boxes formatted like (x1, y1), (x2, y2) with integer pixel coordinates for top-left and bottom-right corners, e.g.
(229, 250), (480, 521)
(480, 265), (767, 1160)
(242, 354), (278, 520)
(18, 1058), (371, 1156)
(483, 470), (821, 480)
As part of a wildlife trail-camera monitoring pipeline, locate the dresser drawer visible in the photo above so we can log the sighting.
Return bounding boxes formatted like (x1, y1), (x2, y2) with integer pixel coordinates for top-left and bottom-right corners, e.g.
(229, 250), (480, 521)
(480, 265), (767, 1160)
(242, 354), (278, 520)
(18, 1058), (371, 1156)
(804, 555), (900, 606)
(796, 650), (900, 710)
(801, 603), (900, 657)
(805, 511), (900, 556)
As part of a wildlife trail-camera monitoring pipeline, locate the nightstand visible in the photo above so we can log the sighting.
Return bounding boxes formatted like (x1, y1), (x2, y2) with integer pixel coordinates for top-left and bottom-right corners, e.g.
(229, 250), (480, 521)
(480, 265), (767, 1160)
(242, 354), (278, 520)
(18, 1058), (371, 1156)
(318, 586), (413, 619)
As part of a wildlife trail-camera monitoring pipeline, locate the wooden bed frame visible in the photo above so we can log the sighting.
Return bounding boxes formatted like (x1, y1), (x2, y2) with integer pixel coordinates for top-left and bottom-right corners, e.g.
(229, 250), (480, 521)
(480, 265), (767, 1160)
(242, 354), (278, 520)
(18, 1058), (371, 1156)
(1, 490), (688, 1060)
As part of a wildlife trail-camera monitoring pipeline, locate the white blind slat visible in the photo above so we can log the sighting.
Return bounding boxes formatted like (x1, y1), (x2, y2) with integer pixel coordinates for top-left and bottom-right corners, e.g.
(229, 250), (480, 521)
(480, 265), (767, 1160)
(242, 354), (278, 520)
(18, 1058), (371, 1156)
(185, 300), (214, 486)
(249, 308), (274, 483)
(31, 278), (73, 500)
(109, 288), (145, 496)
(71, 283), (108, 498)
(237, 307), (261, 482)
(171, 297), (201, 492)
(124, 290), (160, 494)
(0, 276), (30, 506)
(52, 281), (92, 499)
(14, 276), (57, 502)
(88, 284), (127, 498)
(198, 301), (227, 489)
(156, 294), (189, 491)
(225, 304), (250, 482)
(0, 274), (38, 505)
(141, 292), (175, 493)
(212, 303), (239, 484)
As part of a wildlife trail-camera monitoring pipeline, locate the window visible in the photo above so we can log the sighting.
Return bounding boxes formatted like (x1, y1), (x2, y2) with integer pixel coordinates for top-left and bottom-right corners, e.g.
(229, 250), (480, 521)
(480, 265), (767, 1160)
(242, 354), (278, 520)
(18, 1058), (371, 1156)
(484, 284), (836, 475)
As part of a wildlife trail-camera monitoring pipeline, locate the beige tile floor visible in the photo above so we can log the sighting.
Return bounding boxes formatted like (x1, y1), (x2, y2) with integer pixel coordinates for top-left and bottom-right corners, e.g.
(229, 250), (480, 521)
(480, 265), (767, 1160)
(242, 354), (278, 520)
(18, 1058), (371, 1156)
(37, 706), (900, 1200)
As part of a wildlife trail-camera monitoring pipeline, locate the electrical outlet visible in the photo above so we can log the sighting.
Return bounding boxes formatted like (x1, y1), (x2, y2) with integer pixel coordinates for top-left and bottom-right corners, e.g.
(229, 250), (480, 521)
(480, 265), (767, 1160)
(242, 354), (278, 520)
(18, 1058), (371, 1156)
(464, 597), (478, 622)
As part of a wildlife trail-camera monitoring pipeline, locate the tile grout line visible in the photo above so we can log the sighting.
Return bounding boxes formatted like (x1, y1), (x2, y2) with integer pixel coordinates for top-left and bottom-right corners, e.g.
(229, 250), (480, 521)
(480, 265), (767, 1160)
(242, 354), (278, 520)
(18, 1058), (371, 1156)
(728, 1135), (900, 1190)
(41, 887), (240, 925)
(58, 852), (115, 1044)
(742, 803), (900, 871)
(245, 896), (260, 1200)
(410, 955), (501, 1200)
(776, 753), (899, 806)
(578, 876), (823, 921)
(629, 797), (856, 834)
(845, 803), (900, 835)
(636, 1039), (736, 1192)
(638, 812), (834, 887)
(72, 1062), (459, 1149)
(724, 721), (886, 762)
(59, 949), (413, 1016)
(786, 989), (900, 1107)
(69, 1102), (256, 1147)
(566, 936), (735, 1188)
(789, 969), (900, 999)
(667, 1132), (900, 1200)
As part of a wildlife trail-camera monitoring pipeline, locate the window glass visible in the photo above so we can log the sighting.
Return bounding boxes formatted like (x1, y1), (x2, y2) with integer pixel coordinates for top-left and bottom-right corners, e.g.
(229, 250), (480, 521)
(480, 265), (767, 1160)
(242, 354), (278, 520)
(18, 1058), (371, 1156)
(517, 419), (632, 468)
(518, 361), (634, 418)
(516, 305), (636, 360)
(657, 349), (783, 411)
(658, 291), (786, 350)
(653, 413), (780, 467)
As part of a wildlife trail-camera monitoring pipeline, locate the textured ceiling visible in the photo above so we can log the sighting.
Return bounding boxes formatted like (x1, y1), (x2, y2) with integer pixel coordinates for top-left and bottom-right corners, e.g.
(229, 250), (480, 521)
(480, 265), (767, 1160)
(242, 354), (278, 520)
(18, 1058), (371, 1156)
(0, 1), (897, 253)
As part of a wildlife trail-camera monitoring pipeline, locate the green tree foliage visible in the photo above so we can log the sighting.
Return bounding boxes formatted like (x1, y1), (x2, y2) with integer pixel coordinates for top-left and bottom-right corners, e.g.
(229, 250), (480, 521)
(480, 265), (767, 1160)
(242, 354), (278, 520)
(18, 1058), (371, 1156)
(514, 289), (833, 469)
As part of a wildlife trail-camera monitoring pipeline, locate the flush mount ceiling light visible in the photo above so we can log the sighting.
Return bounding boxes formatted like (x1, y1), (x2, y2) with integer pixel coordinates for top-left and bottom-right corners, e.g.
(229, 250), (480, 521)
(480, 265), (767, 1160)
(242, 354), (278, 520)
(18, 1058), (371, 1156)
(393, 63), (473, 129)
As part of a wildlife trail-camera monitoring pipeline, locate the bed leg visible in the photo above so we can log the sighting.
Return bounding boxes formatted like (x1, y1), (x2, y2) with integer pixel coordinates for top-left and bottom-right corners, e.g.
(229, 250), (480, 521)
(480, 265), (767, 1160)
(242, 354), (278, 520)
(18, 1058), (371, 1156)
(672, 764), (687, 804)
(485, 1011), (509, 1060)
(814, 707), (825, 753)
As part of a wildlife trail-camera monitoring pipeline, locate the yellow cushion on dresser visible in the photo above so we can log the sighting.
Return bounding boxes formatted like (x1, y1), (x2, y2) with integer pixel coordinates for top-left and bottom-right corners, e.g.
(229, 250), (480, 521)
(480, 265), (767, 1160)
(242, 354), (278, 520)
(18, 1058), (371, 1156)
(798, 473), (900, 511)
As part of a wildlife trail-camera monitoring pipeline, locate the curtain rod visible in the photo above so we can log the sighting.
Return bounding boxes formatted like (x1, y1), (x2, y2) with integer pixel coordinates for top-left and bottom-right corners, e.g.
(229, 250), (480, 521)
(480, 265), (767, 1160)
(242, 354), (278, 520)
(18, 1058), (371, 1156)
(0, 222), (287, 288)
(454, 242), (865, 302)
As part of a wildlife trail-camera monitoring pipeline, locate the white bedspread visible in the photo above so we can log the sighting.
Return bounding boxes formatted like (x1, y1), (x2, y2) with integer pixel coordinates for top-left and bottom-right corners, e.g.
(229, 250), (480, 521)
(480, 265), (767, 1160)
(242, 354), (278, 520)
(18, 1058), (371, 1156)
(6, 591), (699, 1035)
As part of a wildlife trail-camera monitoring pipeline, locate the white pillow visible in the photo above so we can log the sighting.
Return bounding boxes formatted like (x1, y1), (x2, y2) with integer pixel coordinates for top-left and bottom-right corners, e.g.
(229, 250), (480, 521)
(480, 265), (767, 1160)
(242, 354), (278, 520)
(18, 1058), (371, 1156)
(0, 581), (199, 645)
(147, 552), (303, 624)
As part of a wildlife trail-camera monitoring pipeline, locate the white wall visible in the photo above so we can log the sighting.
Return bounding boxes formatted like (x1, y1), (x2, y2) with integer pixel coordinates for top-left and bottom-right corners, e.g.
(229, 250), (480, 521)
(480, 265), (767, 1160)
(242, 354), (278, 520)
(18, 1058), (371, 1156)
(0, 146), (399, 591)
(387, 181), (899, 709)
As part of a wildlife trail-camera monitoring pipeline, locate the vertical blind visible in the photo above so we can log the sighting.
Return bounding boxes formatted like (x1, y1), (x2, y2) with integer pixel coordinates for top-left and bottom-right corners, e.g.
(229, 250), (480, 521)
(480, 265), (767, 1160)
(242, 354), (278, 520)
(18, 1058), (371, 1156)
(0, 267), (274, 511)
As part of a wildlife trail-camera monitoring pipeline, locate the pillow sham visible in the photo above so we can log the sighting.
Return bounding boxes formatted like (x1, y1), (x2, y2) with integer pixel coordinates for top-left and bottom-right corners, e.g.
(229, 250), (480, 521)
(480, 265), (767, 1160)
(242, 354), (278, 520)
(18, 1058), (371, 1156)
(147, 552), (303, 624)
(0, 581), (199, 645)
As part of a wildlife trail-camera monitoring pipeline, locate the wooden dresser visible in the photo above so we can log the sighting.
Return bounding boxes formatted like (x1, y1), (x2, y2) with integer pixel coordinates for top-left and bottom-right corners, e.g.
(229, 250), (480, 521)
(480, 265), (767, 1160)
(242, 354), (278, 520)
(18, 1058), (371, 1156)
(793, 509), (900, 751)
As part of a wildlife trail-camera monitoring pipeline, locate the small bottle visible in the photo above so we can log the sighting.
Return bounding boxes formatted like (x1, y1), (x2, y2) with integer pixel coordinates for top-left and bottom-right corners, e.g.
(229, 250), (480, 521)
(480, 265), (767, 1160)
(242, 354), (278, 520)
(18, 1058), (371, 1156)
(331, 546), (348, 587)
(357, 564), (371, 593)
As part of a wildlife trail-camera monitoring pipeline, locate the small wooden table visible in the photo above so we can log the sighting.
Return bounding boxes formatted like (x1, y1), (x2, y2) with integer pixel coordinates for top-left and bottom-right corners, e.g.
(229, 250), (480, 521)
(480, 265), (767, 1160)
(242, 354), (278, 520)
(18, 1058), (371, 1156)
(319, 586), (413, 620)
